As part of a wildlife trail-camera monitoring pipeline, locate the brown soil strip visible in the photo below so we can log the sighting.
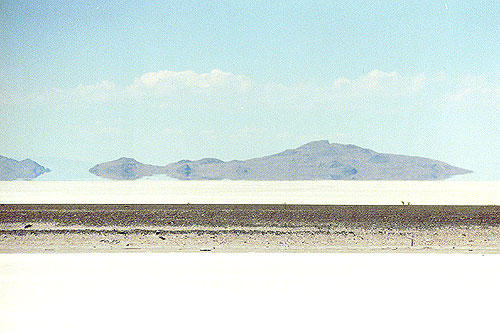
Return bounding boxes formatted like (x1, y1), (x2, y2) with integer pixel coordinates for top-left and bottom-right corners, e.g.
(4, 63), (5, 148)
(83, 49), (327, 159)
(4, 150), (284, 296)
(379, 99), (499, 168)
(1, 204), (499, 252)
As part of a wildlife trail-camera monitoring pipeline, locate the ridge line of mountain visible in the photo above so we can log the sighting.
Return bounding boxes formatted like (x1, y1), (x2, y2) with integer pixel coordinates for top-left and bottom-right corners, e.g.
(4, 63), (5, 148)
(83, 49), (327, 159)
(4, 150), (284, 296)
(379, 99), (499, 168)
(88, 140), (472, 181)
(0, 155), (51, 180)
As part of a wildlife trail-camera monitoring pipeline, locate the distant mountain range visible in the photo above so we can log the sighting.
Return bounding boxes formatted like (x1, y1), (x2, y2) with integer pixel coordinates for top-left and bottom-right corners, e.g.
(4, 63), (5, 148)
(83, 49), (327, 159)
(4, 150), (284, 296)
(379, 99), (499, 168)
(88, 140), (472, 181)
(0, 155), (51, 180)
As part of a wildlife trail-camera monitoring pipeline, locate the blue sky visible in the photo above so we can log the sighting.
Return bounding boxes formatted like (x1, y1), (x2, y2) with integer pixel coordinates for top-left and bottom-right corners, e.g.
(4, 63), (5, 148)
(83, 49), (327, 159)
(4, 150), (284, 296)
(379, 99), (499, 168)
(1, 1), (500, 179)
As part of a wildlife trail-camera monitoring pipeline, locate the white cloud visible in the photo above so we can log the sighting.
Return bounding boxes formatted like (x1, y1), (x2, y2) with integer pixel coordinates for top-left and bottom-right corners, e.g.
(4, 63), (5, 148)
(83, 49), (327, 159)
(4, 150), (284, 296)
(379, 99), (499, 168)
(22, 70), (253, 107)
(333, 70), (427, 97)
(26, 69), (430, 107)
(76, 80), (116, 95)
(125, 69), (252, 97)
(16, 69), (500, 115)
(31, 80), (118, 106)
(125, 69), (428, 101)
(447, 75), (500, 105)
(76, 80), (117, 101)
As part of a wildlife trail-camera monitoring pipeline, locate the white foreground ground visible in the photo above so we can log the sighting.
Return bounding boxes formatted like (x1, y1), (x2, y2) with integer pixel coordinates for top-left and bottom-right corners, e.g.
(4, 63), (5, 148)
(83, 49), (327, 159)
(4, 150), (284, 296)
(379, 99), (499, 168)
(1, 180), (500, 204)
(1, 253), (500, 333)
(1, 181), (499, 332)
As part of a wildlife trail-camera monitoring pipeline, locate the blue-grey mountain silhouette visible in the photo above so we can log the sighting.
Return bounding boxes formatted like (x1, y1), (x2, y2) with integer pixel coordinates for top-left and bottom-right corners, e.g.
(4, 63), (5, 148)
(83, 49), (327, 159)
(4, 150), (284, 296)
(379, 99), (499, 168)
(89, 140), (472, 181)
(0, 156), (51, 180)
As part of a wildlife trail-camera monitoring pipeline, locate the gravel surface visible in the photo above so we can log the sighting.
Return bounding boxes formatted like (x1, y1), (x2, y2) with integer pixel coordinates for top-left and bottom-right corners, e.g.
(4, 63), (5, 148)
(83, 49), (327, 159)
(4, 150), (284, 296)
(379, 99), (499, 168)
(1, 204), (500, 252)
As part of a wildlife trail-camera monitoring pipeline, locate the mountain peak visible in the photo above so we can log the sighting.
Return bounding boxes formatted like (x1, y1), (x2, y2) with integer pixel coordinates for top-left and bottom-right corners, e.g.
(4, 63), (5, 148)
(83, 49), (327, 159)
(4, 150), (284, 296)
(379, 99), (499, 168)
(299, 140), (330, 148)
(89, 141), (472, 181)
(115, 157), (140, 163)
(0, 156), (50, 180)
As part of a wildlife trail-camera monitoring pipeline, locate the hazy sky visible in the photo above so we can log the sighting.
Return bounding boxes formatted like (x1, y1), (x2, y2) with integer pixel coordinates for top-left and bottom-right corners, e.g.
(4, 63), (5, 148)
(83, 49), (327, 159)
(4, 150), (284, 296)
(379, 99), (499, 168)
(1, 1), (500, 179)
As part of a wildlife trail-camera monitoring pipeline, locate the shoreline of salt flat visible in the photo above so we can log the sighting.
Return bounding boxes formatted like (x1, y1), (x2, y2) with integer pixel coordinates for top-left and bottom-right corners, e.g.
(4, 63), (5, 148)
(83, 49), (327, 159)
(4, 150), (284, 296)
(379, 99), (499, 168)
(1, 180), (500, 205)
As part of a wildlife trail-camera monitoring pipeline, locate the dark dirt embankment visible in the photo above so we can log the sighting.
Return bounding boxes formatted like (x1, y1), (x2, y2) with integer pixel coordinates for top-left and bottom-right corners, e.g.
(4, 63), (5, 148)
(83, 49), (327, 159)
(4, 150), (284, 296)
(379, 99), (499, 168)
(1, 205), (499, 253)
(1, 204), (499, 230)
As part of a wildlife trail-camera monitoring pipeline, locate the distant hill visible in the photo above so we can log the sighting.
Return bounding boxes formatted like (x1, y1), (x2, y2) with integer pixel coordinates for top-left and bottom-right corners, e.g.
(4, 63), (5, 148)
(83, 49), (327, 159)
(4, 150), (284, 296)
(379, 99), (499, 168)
(0, 156), (51, 180)
(89, 157), (165, 180)
(89, 140), (472, 181)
